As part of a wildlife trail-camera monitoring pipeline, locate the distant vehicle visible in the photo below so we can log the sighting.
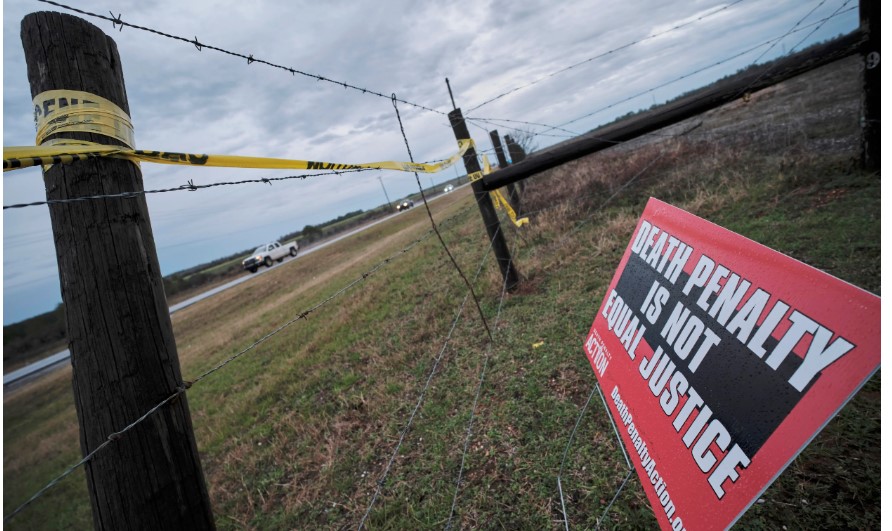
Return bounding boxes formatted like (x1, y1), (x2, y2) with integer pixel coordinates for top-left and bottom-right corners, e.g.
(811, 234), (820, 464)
(443, 184), (454, 193)
(242, 240), (299, 273)
(396, 199), (415, 212)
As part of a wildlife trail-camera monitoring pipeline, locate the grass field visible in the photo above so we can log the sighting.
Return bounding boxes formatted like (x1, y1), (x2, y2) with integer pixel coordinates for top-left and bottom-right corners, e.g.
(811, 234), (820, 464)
(3, 55), (879, 530)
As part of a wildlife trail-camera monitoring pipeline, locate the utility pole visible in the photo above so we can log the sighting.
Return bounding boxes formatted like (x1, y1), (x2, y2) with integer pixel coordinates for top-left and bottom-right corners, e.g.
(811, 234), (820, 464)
(449, 107), (520, 290)
(21, 12), (214, 529)
(378, 174), (393, 210)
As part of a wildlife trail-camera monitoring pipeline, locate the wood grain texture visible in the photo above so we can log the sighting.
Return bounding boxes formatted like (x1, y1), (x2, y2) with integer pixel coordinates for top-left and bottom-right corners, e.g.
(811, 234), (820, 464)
(448, 109), (520, 290)
(21, 12), (215, 530)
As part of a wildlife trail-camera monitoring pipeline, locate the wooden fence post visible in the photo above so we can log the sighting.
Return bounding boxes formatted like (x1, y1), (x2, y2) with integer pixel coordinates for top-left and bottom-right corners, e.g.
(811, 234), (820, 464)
(489, 130), (521, 213)
(449, 109), (520, 291)
(21, 12), (215, 529)
(860, 0), (879, 171)
(504, 135), (527, 193)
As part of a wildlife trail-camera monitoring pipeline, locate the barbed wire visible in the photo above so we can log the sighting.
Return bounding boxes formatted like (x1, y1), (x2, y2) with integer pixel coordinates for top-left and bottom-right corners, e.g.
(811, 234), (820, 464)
(359, 223), (499, 529)
(556, 382), (599, 531)
(466, 117), (575, 141)
(557, 382), (634, 530)
(2, 168), (373, 210)
(731, 0), (853, 102)
(467, 116), (579, 136)
(444, 229), (515, 530)
(4, 202), (474, 524)
(465, 0), (747, 112)
(527, 8), (856, 137)
(391, 94), (493, 341)
(36, 0), (446, 116)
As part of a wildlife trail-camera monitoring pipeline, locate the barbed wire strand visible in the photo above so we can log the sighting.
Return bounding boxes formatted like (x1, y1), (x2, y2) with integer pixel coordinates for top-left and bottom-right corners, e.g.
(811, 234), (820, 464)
(592, 383), (635, 529)
(4, 203), (473, 523)
(556, 382), (599, 531)
(37, 0), (446, 116)
(3, 168), (373, 210)
(466, 0), (747, 112)
(463, 4), (853, 158)
(731, 0), (852, 102)
(391, 94), (493, 341)
(467, 116), (579, 136)
(528, 9), (855, 138)
(359, 223), (499, 529)
(3, 387), (187, 523)
(444, 231), (515, 530)
(466, 117), (575, 140)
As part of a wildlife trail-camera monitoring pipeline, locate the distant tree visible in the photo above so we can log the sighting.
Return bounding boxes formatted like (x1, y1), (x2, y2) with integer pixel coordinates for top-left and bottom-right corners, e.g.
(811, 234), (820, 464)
(511, 127), (540, 156)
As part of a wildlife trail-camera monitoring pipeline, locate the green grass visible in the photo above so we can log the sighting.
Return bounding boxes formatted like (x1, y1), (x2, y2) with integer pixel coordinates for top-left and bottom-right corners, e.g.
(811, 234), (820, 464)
(3, 57), (879, 530)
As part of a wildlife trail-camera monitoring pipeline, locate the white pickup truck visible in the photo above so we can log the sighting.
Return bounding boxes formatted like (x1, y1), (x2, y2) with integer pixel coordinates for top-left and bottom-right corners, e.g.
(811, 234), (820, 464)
(242, 240), (299, 273)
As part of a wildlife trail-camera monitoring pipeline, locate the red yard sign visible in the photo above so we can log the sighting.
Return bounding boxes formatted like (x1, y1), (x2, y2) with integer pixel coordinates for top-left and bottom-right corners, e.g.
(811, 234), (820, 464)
(582, 198), (879, 530)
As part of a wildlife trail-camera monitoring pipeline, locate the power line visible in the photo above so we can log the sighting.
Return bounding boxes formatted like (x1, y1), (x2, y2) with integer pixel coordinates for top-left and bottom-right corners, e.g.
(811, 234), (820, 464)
(466, 0), (748, 112)
(36, 0), (446, 116)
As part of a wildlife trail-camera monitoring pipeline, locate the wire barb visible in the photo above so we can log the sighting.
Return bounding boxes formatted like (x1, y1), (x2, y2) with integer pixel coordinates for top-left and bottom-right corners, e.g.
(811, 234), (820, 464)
(108, 11), (123, 31)
(37, 0), (446, 116)
(390, 94), (493, 342)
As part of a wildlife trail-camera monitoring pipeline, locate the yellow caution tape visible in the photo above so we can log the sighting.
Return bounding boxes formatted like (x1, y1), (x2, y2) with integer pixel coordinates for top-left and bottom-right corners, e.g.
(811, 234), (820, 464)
(490, 188), (529, 227)
(5, 89), (474, 174)
(34, 90), (135, 148)
(481, 153), (528, 227)
(3, 139), (474, 174)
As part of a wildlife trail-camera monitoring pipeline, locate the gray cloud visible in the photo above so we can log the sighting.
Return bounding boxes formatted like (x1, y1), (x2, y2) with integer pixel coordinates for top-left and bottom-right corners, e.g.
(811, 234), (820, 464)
(2, 0), (858, 323)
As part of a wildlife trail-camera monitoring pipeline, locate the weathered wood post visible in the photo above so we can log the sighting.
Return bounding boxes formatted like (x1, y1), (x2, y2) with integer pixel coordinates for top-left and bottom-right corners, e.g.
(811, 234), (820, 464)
(504, 135), (527, 193)
(449, 109), (520, 290)
(860, 0), (879, 171)
(489, 130), (521, 213)
(22, 12), (215, 529)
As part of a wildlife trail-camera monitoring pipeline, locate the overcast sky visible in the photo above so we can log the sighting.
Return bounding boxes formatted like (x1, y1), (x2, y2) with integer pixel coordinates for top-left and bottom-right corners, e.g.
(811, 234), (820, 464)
(2, 0), (858, 325)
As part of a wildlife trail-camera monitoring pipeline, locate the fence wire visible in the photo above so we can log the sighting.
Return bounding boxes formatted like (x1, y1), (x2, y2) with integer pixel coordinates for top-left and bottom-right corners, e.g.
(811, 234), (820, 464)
(3, 168), (373, 210)
(520, 8), (856, 139)
(4, 202), (474, 524)
(359, 223), (500, 529)
(466, 0), (747, 113)
(37, 0), (446, 116)
(444, 229), (516, 530)
(392, 94), (493, 341)
(731, 0), (854, 102)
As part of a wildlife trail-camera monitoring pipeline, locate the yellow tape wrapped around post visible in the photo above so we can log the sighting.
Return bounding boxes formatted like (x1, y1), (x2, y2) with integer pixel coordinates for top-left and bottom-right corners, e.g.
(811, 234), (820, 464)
(34, 89), (136, 148)
(479, 152), (527, 227)
(490, 189), (529, 227)
(5, 89), (474, 174)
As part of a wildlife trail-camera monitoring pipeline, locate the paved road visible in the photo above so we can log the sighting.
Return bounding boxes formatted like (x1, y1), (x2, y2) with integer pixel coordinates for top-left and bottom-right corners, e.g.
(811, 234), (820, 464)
(4, 187), (463, 390)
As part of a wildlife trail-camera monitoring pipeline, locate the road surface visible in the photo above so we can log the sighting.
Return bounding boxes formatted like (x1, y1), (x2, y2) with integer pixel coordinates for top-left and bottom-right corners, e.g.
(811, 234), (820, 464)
(4, 187), (464, 390)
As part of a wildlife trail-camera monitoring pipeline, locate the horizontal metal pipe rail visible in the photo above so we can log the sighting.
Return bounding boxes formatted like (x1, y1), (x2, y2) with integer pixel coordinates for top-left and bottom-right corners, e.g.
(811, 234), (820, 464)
(481, 31), (865, 191)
